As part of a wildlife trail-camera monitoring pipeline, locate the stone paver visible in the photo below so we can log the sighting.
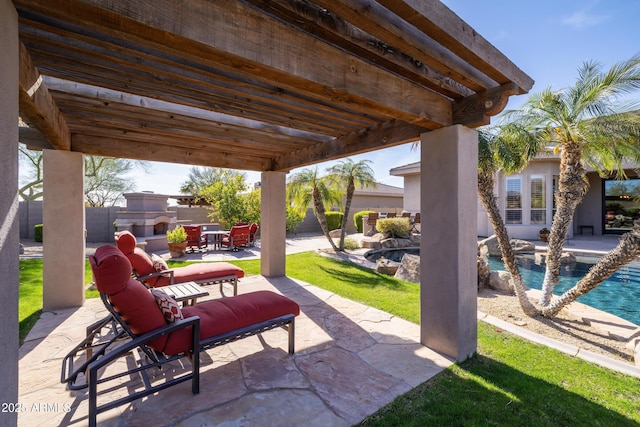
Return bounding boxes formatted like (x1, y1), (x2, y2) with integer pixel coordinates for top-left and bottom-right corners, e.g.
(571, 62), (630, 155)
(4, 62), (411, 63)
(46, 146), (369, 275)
(18, 233), (640, 425)
(19, 276), (450, 426)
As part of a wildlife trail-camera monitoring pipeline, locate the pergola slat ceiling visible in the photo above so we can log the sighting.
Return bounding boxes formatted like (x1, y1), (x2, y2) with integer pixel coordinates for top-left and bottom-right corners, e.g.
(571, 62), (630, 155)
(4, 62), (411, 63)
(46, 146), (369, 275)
(15, 0), (533, 172)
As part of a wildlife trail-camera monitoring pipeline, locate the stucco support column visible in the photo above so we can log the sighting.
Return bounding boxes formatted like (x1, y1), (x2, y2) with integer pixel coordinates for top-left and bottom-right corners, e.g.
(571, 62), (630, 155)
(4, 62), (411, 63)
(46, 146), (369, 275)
(43, 149), (85, 310)
(260, 171), (286, 277)
(0, 2), (19, 425)
(420, 125), (478, 361)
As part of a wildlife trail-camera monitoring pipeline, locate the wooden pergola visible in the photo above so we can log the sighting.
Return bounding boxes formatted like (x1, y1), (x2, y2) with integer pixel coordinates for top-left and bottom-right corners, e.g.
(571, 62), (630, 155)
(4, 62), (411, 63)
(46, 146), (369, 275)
(1, 1), (532, 425)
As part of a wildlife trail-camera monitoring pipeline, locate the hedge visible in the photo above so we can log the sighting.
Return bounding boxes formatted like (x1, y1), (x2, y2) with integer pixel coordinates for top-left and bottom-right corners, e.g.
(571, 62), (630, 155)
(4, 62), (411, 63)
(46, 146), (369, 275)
(353, 210), (376, 233)
(34, 224), (43, 242)
(325, 211), (344, 231)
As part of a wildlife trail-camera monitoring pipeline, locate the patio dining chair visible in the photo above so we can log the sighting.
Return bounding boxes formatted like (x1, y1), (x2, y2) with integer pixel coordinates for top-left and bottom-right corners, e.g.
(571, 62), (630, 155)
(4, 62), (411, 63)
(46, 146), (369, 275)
(183, 225), (207, 253)
(61, 245), (299, 427)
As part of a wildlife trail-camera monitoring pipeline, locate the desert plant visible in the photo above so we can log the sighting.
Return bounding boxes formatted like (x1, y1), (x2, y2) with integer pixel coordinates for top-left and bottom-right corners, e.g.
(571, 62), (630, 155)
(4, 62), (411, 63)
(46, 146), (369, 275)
(166, 225), (187, 243)
(354, 210), (376, 233)
(376, 217), (410, 237)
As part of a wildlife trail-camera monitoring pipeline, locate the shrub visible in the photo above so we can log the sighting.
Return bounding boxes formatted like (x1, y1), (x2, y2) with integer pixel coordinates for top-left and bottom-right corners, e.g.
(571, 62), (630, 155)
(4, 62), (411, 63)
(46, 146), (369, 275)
(166, 225), (187, 243)
(325, 212), (344, 231)
(353, 210), (376, 233)
(285, 205), (305, 232)
(376, 217), (410, 237)
(342, 237), (360, 250)
(34, 224), (43, 243)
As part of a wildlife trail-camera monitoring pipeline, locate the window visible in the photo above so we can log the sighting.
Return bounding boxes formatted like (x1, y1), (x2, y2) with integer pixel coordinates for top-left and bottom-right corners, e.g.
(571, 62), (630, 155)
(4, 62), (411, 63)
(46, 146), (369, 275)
(505, 176), (522, 224)
(530, 175), (546, 224)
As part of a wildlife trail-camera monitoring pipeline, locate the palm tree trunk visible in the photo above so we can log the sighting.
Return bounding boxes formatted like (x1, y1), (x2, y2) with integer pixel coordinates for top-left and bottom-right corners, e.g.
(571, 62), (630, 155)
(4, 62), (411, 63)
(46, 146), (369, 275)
(540, 142), (587, 306)
(542, 221), (640, 317)
(478, 173), (539, 315)
(338, 179), (355, 251)
(313, 187), (339, 252)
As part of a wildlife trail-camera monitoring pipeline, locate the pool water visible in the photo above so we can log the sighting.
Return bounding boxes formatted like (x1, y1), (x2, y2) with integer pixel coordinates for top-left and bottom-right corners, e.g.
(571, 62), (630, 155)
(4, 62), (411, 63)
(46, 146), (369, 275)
(487, 254), (640, 326)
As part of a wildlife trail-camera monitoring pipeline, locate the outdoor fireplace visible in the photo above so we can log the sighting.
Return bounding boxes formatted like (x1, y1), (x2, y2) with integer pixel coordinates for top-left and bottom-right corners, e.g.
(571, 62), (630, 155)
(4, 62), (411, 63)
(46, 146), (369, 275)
(115, 192), (177, 252)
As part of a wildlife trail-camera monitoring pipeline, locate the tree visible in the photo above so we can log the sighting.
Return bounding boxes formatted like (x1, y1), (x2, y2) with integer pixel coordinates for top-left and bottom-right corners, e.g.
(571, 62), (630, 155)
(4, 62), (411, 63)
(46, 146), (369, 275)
(477, 128), (539, 315)
(18, 144), (43, 200)
(327, 159), (376, 251)
(84, 157), (149, 207)
(497, 56), (640, 315)
(243, 187), (306, 232)
(18, 144), (149, 206)
(180, 167), (226, 199)
(199, 169), (247, 228)
(287, 167), (342, 252)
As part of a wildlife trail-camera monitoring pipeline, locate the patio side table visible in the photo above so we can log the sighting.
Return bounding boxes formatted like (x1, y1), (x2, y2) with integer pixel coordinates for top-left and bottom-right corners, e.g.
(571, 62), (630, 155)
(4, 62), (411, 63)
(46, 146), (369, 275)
(162, 281), (209, 306)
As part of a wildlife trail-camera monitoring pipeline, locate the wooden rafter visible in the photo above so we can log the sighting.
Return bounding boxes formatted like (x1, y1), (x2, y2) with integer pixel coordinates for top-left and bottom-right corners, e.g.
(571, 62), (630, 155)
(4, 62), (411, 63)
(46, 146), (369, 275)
(17, 41), (70, 150)
(13, 0), (533, 171)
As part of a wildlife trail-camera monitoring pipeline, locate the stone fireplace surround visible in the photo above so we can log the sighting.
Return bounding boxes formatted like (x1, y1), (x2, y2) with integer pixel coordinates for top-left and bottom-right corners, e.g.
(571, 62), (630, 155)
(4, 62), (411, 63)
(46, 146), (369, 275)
(115, 192), (177, 252)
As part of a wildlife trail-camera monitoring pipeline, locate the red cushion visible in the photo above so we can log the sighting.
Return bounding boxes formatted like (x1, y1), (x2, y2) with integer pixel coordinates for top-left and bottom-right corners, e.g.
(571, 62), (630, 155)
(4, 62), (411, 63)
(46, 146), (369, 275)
(115, 231), (137, 255)
(127, 247), (157, 281)
(91, 245), (169, 350)
(162, 291), (300, 355)
(90, 245), (135, 295)
(154, 262), (245, 287)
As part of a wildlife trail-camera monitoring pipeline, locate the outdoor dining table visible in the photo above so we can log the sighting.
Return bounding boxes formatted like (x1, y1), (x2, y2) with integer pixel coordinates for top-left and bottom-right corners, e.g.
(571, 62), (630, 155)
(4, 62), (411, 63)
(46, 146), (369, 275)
(201, 230), (228, 250)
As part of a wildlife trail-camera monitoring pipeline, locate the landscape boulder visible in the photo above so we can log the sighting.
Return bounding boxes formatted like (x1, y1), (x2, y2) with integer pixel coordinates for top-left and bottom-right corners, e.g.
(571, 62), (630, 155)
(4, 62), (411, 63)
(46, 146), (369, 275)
(489, 270), (515, 294)
(394, 253), (420, 283)
(479, 235), (535, 257)
(535, 251), (577, 265)
(376, 258), (400, 276)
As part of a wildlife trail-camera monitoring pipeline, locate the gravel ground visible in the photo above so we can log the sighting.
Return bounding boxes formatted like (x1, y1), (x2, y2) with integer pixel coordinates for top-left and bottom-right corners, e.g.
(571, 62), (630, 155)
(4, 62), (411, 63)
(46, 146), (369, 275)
(478, 288), (637, 365)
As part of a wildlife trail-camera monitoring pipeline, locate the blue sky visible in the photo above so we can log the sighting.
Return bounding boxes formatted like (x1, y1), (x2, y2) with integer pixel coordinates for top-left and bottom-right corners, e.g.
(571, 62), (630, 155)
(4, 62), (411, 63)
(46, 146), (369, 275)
(129, 0), (640, 197)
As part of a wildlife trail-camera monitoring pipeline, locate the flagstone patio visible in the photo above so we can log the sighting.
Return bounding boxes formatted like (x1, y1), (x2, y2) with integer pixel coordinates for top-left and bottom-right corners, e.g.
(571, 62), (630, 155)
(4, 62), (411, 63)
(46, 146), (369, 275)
(19, 274), (453, 426)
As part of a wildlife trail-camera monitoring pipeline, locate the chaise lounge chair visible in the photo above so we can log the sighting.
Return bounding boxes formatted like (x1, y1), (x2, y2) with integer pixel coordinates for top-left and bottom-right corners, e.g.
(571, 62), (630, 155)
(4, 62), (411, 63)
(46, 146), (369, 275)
(115, 230), (244, 295)
(61, 245), (299, 427)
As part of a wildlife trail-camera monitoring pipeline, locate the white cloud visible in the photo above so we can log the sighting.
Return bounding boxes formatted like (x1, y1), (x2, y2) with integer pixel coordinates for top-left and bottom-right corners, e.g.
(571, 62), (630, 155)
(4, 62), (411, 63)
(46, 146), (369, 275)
(562, 6), (610, 30)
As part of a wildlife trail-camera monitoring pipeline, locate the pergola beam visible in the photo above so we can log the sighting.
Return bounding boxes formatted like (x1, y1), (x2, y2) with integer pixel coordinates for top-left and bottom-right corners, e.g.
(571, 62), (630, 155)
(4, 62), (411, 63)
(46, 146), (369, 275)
(273, 120), (429, 171)
(17, 42), (70, 150)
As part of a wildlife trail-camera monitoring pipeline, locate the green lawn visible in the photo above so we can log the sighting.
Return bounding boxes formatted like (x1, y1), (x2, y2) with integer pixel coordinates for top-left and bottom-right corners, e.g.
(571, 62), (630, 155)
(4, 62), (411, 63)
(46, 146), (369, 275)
(19, 252), (640, 425)
(18, 258), (96, 344)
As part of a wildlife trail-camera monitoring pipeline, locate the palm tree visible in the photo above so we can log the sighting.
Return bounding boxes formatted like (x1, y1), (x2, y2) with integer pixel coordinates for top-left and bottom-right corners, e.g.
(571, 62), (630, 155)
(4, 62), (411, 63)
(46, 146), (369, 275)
(501, 55), (640, 309)
(477, 128), (539, 315)
(327, 159), (376, 251)
(287, 167), (342, 252)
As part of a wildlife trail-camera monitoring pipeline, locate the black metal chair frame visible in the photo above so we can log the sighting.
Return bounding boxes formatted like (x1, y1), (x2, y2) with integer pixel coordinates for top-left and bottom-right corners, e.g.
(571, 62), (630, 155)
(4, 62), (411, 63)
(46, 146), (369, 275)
(61, 292), (295, 427)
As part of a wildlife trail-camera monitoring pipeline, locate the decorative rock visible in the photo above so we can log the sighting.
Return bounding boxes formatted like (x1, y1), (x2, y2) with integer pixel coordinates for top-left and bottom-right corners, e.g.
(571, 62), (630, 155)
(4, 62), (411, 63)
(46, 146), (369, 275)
(489, 270), (515, 294)
(329, 229), (342, 238)
(477, 257), (490, 289)
(394, 254), (420, 283)
(376, 258), (400, 275)
(478, 235), (534, 257)
(360, 238), (382, 249)
(380, 238), (398, 248)
(396, 238), (413, 248)
(535, 251), (577, 265)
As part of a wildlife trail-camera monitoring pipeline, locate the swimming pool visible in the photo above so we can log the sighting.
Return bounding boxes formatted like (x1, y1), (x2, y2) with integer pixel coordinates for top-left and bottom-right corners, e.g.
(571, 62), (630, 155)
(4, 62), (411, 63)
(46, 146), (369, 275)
(487, 254), (640, 326)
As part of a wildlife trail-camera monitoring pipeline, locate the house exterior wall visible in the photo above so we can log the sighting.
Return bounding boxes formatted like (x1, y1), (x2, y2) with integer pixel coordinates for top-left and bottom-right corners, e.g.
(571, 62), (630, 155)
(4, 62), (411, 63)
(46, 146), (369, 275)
(494, 159), (570, 240)
(395, 158), (620, 240)
(574, 172), (603, 235)
(402, 175), (421, 212)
